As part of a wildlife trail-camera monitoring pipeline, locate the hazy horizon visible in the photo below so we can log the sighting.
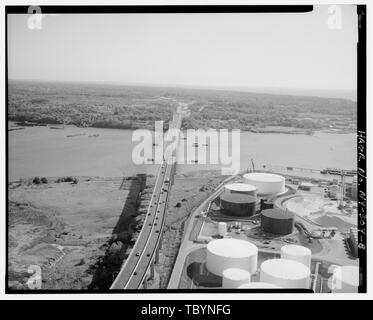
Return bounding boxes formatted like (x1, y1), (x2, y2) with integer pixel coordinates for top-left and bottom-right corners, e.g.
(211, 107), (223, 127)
(8, 78), (357, 101)
(8, 5), (358, 97)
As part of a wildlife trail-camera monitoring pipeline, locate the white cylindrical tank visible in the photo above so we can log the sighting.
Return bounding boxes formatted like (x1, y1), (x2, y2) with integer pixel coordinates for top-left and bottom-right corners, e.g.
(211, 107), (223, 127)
(243, 173), (285, 195)
(218, 222), (227, 237)
(330, 265), (359, 293)
(222, 268), (251, 288)
(281, 245), (312, 269)
(206, 239), (258, 276)
(224, 183), (257, 197)
(260, 259), (310, 289)
(238, 282), (281, 289)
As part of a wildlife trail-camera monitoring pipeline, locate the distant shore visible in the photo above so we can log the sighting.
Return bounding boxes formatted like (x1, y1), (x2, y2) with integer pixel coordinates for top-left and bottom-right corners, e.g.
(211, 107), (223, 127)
(8, 120), (355, 136)
(8, 81), (357, 136)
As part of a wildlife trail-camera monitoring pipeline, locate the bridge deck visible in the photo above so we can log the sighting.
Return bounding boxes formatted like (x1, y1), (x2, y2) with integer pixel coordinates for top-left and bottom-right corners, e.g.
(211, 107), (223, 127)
(111, 112), (181, 290)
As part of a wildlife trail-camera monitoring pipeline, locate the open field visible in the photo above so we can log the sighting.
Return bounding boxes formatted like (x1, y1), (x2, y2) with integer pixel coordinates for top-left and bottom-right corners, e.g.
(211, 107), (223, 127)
(8, 175), (155, 290)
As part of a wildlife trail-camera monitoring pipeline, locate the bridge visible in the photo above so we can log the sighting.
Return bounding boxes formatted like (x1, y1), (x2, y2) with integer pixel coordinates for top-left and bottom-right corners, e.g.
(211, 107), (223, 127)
(110, 111), (182, 290)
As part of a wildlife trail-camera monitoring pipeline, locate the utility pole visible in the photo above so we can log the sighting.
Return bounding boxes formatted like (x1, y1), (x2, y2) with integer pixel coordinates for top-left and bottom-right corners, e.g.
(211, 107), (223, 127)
(251, 158), (255, 172)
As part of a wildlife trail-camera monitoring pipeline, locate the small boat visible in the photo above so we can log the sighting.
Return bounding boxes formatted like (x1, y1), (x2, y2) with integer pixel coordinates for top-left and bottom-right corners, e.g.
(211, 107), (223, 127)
(50, 125), (65, 129)
(8, 127), (25, 131)
(67, 133), (86, 138)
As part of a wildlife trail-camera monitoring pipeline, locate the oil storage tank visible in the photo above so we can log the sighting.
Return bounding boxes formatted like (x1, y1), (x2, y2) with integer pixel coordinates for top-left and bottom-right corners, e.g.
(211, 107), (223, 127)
(224, 183), (257, 197)
(281, 244), (312, 269)
(261, 209), (294, 235)
(330, 265), (359, 293)
(222, 268), (251, 288)
(220, 193), (257, 217)
(260, 259), (310, 289)
(206, 239), (258, 276)
(243, 173), (285, 195)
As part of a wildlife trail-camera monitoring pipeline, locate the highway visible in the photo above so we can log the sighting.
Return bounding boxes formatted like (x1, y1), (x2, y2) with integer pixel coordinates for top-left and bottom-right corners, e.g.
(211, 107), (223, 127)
(110, 111), (182, 289)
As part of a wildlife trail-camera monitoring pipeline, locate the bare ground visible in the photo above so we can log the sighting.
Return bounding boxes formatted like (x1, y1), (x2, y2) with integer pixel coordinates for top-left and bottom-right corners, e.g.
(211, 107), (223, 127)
(156, 170), (226, 289)
(8, 175), (155, 290)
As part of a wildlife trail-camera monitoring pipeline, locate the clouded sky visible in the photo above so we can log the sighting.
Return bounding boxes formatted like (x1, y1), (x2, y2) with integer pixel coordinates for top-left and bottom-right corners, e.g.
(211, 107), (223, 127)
(8, 5), (358, 92)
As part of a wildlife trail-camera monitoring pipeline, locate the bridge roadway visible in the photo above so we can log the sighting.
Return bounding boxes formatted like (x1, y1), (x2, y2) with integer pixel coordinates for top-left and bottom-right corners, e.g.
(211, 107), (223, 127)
(110, 113), (181, 289)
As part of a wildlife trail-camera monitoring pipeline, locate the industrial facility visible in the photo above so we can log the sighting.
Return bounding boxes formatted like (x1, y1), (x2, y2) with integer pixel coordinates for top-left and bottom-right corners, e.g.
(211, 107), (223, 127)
(170, 168), (359, 292)
(191, 238), (316, 289)
(219, 173), (288, 218)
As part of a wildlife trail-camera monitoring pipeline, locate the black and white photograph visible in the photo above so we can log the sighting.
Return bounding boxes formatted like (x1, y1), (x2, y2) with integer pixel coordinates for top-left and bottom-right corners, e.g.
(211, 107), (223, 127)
(4, 3), (367, 296)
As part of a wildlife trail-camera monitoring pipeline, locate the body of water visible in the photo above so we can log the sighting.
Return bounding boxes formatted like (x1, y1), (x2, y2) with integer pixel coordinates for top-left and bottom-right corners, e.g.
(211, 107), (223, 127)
(8, 123), (155, 181)
(8, 122), (356, 182)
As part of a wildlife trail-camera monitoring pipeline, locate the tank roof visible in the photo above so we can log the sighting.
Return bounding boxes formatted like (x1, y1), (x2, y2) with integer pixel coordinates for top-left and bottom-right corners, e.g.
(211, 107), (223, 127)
(207, 239), (258, 258)
(225, 183), (257, 191)
(261, 209), (294, 219)
(243, 172), (284, 182)
(220, 193), (257, 204)
(261, 259), (310, 280)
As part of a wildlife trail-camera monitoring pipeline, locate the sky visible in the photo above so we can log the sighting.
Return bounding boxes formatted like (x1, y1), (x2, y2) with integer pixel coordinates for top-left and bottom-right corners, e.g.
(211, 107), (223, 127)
(8, 5), (358, 94)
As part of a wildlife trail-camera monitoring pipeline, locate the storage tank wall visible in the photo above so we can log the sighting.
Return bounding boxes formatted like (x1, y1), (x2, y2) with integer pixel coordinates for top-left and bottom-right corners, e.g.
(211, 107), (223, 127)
(206, 239), (258, 276)
(261, 209), (294, 235)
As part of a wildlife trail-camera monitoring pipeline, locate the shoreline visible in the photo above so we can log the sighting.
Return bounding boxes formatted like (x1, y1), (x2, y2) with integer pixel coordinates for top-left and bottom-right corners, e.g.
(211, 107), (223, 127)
(8, 120), (356, 136)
